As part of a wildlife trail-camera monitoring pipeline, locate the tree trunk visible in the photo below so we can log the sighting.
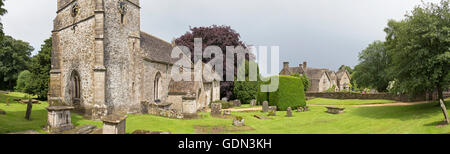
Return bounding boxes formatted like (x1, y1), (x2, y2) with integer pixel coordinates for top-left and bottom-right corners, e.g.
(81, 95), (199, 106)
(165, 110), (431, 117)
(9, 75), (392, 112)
(437, 86), (449, 124)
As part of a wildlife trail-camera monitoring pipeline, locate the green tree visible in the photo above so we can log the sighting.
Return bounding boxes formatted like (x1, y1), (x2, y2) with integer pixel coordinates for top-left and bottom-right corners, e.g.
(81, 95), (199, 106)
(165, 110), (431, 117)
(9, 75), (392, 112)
(385, 0), (449, 123)
(290, 73), (310, 92)
(14, 70), (31, 92)
(0, 0), (7, 38)
(233, 60), (260, 104)
(0, 36), (33, 90)
(352, 41), (391, 92)
(27, 37), (52, 99)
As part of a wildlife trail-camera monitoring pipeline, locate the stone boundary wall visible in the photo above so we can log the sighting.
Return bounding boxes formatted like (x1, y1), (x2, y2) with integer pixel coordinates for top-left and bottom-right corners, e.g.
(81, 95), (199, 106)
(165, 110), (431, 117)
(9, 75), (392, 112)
(306, 92), (428, 102)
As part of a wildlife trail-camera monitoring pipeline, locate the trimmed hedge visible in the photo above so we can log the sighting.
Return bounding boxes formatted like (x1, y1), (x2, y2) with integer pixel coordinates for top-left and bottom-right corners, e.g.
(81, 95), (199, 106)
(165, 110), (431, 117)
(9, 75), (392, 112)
(257, 75), (306, 111)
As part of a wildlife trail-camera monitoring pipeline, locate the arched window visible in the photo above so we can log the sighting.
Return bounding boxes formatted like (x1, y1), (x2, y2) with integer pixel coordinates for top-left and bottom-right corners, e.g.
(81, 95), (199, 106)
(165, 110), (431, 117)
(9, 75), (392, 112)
(70, 70), (81, 104)
(154, 73), (162, 101)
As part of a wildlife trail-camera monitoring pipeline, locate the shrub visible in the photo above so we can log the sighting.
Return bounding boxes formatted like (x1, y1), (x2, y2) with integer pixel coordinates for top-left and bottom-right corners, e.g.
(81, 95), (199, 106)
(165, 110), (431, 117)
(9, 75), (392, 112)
(14, 70), (32, 93)
(233, 60), (260, 104)
(290, 73), (310, 92)
(258, 75), (307, 111)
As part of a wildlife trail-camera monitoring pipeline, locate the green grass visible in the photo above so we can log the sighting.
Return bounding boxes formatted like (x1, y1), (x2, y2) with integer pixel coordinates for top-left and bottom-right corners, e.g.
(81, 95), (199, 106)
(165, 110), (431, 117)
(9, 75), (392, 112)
(1, 92), (450, 134)
(232, 104), (259, 109)
(307, 98), (396, 105)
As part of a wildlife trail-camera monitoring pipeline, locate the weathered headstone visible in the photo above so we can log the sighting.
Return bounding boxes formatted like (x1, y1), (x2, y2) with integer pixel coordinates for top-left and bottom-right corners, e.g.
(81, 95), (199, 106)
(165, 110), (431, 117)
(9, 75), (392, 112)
(211, 103), (222, 116)
(25, 100), (33, 120)
(286, 107), (292, 117)
(297, 107), (304, 112)
(222, 97), (228, 102)
(439, 99), (449, 124)
(102, 114), (127, 134)
(233, 100), (241, 107)
(233, 117), (245, 127)
(304, 106), (310, 111)
(46, 106), (75, 133)
(268, 106), (277, 116)
(326, 106), (345, 114)
(262, 101), (269, 112)
(250, 99), (257, 106)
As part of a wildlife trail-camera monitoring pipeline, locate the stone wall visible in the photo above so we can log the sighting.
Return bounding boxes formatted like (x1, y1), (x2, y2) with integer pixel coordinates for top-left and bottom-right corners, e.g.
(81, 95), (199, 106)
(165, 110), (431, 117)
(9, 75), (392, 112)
(306, 92), (427, 102)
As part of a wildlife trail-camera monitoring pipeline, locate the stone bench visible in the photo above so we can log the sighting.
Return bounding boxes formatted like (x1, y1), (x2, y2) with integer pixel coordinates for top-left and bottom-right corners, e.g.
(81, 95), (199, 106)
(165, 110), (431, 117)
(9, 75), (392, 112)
(326, 106), (345, 114)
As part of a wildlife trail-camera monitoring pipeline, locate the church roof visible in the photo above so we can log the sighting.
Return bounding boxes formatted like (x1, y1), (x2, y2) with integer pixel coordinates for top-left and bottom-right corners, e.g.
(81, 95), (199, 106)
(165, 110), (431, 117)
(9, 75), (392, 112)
(140, 31), (177, 64)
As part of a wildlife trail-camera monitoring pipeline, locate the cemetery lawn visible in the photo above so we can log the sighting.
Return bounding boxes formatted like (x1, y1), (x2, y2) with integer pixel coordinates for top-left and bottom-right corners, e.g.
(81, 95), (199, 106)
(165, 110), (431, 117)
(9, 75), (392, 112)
(1, 92), (450, 134)
(307, 98), (396, 105)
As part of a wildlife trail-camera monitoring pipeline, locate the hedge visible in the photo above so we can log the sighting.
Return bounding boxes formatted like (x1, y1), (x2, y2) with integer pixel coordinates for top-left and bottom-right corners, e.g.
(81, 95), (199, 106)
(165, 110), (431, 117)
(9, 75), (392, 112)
(257, 75), (306, 111)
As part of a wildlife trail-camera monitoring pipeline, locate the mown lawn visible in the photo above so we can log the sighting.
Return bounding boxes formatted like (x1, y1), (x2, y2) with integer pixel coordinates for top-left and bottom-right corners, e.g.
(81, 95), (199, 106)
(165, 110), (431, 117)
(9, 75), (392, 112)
(1, 92), (450, 134)
(307, 98), (396, 105)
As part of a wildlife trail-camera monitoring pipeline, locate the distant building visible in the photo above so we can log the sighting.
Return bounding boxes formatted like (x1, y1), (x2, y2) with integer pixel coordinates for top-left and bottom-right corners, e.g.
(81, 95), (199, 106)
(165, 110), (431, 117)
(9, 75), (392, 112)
(280, 62), (351, 92)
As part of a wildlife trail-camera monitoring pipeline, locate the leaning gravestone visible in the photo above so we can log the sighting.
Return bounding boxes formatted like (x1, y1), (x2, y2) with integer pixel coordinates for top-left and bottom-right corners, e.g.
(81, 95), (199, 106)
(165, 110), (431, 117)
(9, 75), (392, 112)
(211, 103), (222, 116)
(262, 101), (269, 112)
(286, 107), (293, 117)
(250, 99), (257, 106)
(25, 100), (33, 120)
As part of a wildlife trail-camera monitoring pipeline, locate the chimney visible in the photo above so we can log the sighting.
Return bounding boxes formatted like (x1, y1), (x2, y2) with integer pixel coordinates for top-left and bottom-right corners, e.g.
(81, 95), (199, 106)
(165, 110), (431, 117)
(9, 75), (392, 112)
(303, 61), (307, 70)
(283, 62), (289, 69)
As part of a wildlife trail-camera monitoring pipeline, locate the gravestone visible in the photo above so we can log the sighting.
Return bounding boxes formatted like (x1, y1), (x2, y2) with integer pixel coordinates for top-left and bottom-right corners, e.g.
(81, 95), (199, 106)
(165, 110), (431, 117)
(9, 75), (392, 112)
(211, 103), (222, 116)
(268, 106), (277, 116)
(262, 101), (269, 112)
(25, 100), (33, 120)
(233, 100), (241, 107)
(222, 97), (228, 102)
(286, 107), (293, 117)
(0, 109), (5, 115)
(326, 106), (345, 114)
(254, 115), (270, 120)
(250, 99), (257, 106)
(297, 107), (304, 112)
(102, 114), (127, 134)
(46, 106), (75, 133)
(304, 106), (310, 111)
(233, 118), (245, 127)
(223, 110), (231, 116)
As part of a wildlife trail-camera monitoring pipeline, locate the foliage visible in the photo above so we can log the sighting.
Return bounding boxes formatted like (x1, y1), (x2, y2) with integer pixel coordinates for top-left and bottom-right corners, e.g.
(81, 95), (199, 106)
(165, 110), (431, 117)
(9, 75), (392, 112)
(352, 41), (391, 92)
(307, 98), (396, 105)
(14, 70), (31, 93)
(325, 85), (337, 92)
(0, 36), (34, 90)
(385, 0), (449, 98)
(174, 25), (249, 99)
(27, 37), (52, 99)
(257, 75), (306, 111)
(0, 0), (7, 38)
(233, 60), (260, 104)
(290, 73), (310, 92)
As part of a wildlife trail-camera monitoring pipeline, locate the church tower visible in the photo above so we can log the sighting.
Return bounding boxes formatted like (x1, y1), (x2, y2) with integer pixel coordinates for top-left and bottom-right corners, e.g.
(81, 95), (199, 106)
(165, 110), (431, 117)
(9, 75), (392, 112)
(50, 0), (141, 119)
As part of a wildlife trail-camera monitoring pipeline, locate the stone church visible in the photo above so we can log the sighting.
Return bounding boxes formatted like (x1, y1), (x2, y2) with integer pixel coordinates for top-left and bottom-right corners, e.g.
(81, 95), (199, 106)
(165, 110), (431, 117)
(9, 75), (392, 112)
(49, 0), (220, 119)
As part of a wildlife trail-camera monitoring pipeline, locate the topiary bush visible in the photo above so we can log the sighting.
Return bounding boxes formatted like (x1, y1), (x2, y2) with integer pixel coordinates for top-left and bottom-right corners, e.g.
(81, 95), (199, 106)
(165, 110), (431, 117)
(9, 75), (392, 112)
(258, 75), (306, 111)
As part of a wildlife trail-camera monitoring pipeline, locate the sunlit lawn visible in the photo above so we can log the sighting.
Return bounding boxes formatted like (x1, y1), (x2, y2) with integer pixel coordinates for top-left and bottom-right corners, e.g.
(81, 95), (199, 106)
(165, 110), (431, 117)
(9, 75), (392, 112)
(1, 92), (449, 134)
(307, 98), (396, 105)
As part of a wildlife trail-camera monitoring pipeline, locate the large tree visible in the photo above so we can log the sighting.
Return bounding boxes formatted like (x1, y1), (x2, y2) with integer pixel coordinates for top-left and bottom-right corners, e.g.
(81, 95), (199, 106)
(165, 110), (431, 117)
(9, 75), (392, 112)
(0, 35), (33, 90)
(27, 37), (52, 99)
(385, 0), (449, 123)
(174, 25), (249, 99)
(0, 0), (7, 38)
(352, 41), (392, 92)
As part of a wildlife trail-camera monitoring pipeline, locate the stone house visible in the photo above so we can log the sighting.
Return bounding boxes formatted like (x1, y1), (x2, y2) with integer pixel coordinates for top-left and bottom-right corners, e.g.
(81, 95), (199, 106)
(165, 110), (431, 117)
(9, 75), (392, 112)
(280, 62), (351, 92)
(49, 0), (220, 119)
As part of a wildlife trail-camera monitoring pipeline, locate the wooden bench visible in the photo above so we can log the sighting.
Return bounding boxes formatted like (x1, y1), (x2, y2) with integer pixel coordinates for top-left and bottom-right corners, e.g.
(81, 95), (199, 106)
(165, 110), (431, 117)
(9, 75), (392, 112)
(326, 106), (345, 114)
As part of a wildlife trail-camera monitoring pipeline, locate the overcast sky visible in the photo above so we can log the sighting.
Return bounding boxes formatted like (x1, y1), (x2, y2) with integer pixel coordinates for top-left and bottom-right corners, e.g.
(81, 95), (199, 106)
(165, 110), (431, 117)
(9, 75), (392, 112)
(2, 0), (441, 75)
